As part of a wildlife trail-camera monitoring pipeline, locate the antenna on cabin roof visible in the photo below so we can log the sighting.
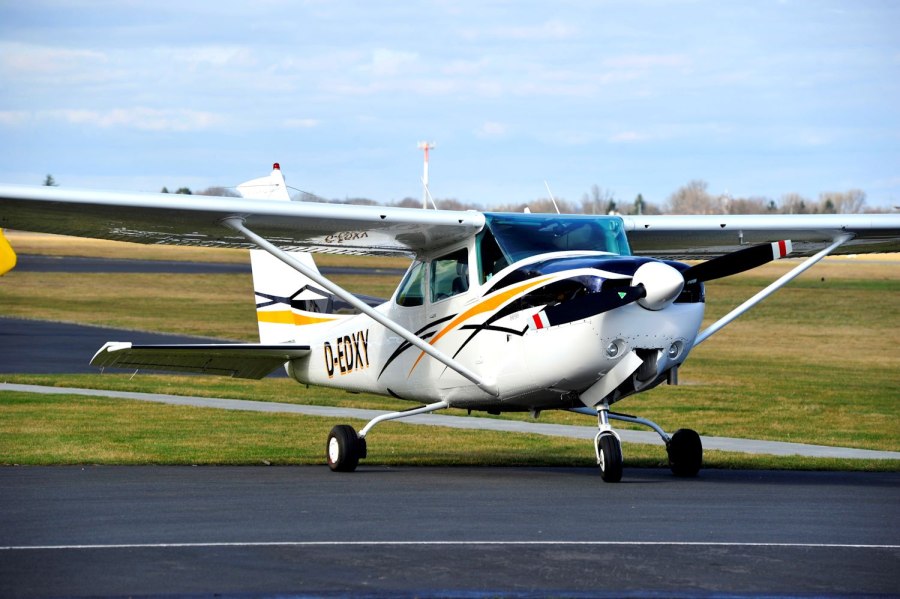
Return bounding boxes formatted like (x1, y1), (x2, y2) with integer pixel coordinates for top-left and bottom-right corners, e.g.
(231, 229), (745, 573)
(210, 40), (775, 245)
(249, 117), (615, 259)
(417, 141), (436, 209)
(544, 181), (561, 214)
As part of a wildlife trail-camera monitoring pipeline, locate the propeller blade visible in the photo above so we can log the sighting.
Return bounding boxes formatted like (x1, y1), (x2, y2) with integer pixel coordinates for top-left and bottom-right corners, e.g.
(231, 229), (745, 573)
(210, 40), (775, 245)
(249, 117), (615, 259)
(682, 240), (792, 285)
(541, 285), (646, 327)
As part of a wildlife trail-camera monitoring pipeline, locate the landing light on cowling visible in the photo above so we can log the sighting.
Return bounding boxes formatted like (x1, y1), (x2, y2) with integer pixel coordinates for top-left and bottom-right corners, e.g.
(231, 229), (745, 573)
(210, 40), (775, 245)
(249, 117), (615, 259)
(631, 262), (685, 311)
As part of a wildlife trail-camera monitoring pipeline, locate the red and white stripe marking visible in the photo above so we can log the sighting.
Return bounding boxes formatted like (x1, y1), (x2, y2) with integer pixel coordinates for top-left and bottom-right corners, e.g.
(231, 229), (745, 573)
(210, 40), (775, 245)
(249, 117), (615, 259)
(532, 311), (550, 330)
(772, 240), (792, 259)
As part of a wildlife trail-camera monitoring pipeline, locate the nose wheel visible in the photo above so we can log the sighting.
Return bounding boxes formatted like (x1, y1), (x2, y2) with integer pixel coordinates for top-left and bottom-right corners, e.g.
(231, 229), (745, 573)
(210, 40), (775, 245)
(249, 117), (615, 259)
(593, 402), (624, 482)
(596, 432), (623, 482)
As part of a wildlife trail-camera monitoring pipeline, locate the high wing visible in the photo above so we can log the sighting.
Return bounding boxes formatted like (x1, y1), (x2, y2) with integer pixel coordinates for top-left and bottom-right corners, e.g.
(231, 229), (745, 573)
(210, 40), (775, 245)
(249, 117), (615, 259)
(1, 182), (898, 259)
(622, 214), (900, 258)
(0, 184), (484, 256)
(91, 342), (311, 379)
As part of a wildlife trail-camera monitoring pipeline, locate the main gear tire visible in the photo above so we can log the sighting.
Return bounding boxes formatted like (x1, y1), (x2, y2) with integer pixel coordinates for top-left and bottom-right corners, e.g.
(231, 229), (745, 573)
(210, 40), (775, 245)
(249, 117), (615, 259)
(326, 425), (365, 472)
(667, 428), (702, 477)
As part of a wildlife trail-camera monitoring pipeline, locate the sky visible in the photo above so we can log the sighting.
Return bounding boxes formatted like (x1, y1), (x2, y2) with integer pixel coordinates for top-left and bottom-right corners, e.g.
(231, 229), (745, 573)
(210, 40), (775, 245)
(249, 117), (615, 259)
(1, 0), (898, 210)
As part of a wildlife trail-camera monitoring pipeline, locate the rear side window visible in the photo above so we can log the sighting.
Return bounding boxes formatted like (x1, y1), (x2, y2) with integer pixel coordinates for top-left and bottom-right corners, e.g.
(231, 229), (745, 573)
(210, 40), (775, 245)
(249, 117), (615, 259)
(431, 248), (469, 302)
(396, 261), (425, 307)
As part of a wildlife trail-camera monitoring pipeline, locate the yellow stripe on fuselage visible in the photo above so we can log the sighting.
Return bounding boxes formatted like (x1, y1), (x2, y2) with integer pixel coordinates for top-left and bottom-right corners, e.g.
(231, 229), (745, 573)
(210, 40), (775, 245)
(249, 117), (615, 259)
(257, 310), (340, 326)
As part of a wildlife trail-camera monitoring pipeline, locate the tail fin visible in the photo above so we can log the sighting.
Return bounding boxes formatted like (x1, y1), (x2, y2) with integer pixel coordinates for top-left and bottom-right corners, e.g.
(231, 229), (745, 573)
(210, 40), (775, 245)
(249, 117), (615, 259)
(238, 164), (343, 344)
(0, 229), (17, 276)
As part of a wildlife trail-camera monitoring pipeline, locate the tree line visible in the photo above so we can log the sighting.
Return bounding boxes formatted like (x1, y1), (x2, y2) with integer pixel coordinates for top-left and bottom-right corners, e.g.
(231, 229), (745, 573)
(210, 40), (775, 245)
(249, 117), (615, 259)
(282, 180), (884, 215)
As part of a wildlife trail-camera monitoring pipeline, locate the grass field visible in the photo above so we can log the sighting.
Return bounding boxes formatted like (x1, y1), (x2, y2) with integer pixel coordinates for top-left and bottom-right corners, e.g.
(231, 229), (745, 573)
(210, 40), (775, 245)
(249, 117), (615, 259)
(1, 233), (898, 469)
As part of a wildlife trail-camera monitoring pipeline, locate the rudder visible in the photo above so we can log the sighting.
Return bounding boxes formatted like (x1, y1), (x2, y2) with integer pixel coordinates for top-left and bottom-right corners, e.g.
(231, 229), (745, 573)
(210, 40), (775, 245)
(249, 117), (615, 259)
(238, 164), (344, 344)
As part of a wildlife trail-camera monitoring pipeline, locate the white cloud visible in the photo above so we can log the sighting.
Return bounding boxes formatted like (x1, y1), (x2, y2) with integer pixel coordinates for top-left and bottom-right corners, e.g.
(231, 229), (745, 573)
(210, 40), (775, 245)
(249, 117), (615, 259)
(602, 54), (689, 70)
(0, 111), (31, 126)
(158, 45), (257, 69)
(284, 118), (319, 128)
(476, 121), (508, 139)
(369, 48), (419, 77)
(609, 131), (651, 143)
(0, 42), (108, 75)
(462, 19), (578, 42)
(40, 108), (224, 131)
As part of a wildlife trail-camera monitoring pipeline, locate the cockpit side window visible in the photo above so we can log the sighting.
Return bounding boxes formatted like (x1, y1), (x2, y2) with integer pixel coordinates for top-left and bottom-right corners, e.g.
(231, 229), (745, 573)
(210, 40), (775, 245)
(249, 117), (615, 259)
(476, 228), (509, 284)
(396, 261), (425, 307)
(430, 248), (469, 302)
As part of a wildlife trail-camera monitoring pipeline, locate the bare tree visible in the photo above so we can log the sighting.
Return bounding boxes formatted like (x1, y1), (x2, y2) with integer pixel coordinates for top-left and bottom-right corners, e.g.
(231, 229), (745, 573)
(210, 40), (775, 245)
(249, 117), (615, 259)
(818, 190), (866, 214)
(581, 185), (616, 215)
(726, 196), (769, 214)
(196, 186), (240, 197)
(780, 193), (810, 214)
(392, 197), (422, 209)
(666, 180), (717, 214)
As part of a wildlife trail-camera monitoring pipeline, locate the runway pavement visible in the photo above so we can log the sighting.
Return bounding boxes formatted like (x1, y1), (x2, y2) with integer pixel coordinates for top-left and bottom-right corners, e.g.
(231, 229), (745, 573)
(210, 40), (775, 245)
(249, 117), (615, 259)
(0, 317), (233, 374)
(1, 466), (897, 596)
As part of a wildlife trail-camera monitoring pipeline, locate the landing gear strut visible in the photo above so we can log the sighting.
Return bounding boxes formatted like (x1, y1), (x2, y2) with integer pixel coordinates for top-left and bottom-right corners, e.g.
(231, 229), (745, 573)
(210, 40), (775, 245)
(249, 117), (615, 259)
(594, 403), (623, 482)
(576, 404), (703, 482)
(325, 400), (450, 472)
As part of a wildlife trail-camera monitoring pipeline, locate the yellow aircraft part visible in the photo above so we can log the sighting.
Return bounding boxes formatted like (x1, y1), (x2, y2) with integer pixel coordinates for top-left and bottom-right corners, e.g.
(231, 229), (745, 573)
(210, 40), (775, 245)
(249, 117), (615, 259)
(257, 310), (340, 326)
(0, 229), (16, 276)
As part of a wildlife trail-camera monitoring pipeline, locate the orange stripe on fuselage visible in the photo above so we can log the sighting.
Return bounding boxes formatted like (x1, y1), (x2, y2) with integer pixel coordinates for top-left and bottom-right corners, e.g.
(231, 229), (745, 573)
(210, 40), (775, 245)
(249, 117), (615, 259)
(407, 275), (554, 376)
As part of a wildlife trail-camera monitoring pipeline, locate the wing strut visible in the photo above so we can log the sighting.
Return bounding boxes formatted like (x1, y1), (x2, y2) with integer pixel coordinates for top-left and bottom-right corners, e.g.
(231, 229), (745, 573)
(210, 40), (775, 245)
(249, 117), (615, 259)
(693, 234), (851, 347)
(222, 217), (500, 397)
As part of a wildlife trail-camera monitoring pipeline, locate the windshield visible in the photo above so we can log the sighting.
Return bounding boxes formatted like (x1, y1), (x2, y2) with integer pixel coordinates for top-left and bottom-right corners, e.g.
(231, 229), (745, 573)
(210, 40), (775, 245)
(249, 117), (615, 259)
(483, 213), (630, 266)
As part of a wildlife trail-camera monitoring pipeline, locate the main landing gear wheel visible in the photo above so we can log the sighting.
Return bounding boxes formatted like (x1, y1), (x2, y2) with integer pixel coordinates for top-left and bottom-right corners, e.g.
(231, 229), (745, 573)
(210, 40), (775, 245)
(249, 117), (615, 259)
(326, 424), (366, 472)
(667, 428), (702, 477)
(597, 432), (623, 483)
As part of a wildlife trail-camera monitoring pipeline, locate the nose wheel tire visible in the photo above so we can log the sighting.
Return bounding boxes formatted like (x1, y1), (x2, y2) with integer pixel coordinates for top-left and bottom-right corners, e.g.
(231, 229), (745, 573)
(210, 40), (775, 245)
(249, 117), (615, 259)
(326, 424), (366, 472)
(597, 432), (623, 483)
(667, 428), (702, 477)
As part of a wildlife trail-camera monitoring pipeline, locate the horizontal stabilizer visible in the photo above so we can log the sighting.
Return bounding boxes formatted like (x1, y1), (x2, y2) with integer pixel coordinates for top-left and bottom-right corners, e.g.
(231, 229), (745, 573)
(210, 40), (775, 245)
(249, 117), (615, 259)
(91, 342), (311, 379)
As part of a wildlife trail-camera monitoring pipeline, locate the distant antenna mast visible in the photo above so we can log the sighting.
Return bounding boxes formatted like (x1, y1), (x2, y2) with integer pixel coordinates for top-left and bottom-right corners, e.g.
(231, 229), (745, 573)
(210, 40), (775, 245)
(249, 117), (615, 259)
(418, 141), (436, 209)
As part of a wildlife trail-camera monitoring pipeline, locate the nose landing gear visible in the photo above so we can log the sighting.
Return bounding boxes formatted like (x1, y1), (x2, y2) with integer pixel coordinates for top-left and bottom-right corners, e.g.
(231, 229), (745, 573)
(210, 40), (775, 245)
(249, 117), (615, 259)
(594, 403), (623, 482)
(582, 401), (704, 483)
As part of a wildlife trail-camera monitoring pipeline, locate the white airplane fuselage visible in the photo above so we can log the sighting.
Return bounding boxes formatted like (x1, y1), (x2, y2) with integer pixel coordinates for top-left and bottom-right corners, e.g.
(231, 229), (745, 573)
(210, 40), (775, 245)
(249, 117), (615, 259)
(283, 250), (705, 412)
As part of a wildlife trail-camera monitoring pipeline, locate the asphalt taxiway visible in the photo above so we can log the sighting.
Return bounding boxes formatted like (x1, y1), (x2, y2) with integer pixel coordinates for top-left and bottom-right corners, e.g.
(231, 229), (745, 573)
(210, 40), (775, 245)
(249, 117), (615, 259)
(0, 317), (231, 374)
(1, 466), (898, 596)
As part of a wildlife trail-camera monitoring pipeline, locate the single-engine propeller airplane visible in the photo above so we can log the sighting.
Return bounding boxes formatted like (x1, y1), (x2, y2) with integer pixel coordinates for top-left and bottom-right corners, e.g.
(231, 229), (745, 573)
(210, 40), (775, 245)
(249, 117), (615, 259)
(1, 164), (899, 481)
